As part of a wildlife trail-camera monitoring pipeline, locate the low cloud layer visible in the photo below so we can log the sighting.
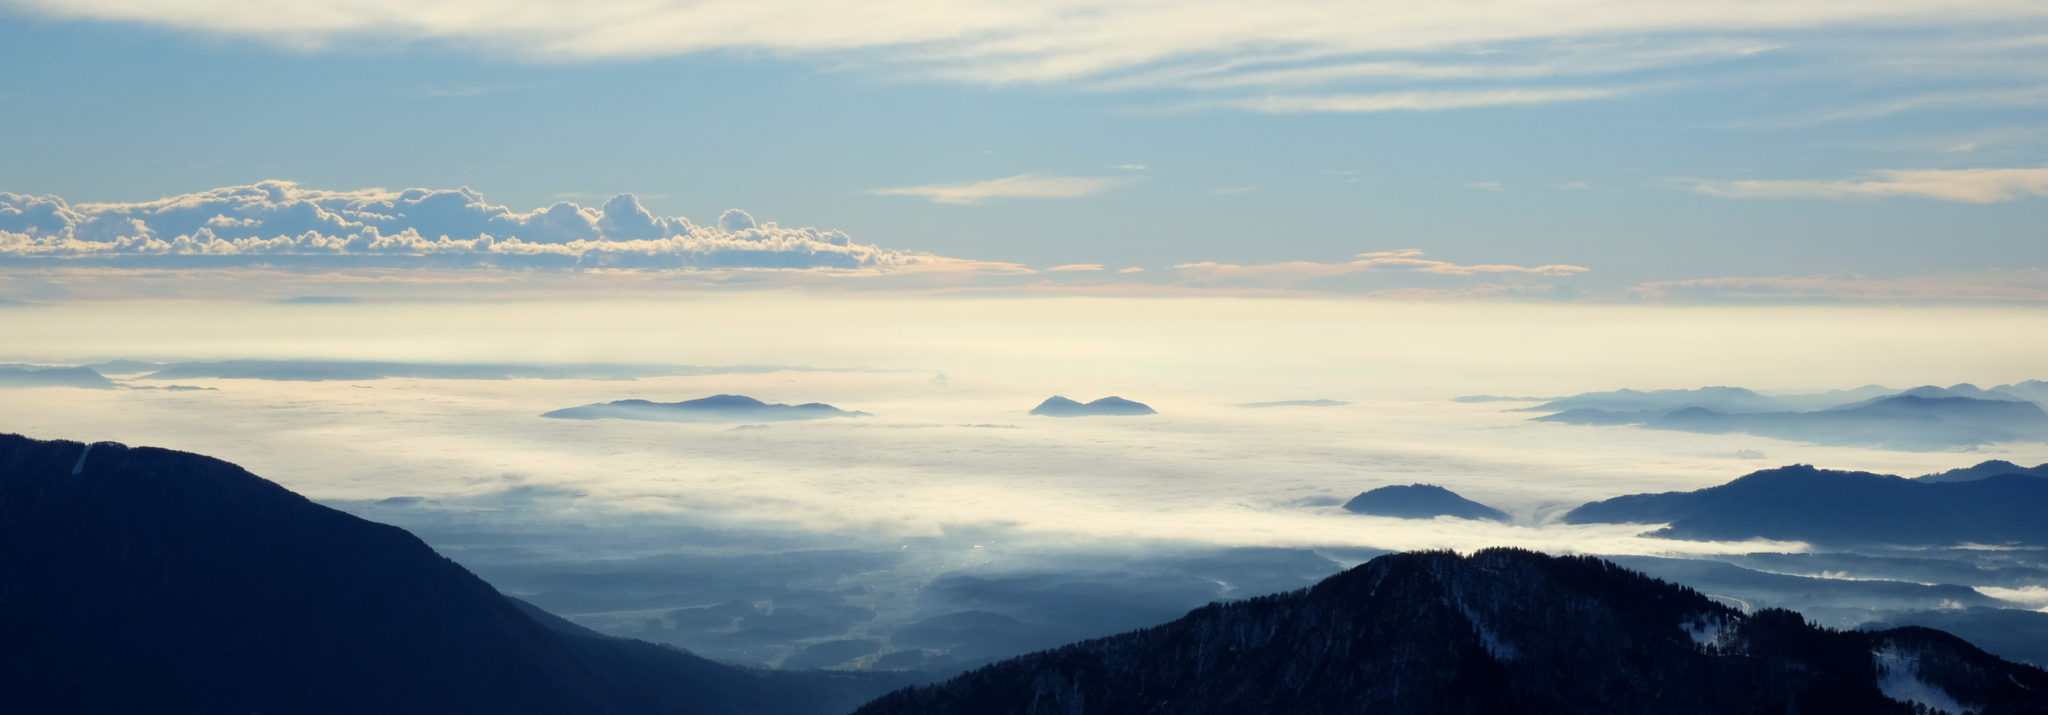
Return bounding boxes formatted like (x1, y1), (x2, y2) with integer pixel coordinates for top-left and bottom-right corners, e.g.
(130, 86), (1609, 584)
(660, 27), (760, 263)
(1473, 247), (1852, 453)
(1630, 270), (2048, 304)
(1690, 167), (2048, 204)
(0, 181), (975, 271)
(1176, 249), (1589, 287)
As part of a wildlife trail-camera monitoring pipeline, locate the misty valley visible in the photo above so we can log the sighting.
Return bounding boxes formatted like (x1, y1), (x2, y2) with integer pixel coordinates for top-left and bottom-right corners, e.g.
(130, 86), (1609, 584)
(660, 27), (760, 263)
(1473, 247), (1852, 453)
(6, 359), (2048, 714)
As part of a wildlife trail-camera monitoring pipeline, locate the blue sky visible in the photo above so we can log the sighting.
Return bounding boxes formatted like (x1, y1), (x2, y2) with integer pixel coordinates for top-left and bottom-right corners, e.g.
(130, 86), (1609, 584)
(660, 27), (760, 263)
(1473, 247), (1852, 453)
(2, 1), (2047, 300)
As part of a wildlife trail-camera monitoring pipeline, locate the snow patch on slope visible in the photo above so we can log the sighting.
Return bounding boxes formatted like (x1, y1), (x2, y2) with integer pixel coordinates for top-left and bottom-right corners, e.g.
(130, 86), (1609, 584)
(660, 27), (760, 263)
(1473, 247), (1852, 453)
(1875, 645), (1976, 715)
(1682, 613), (1738, 653)
(71, 442), (94, 475)
(1449, 598), (1518, 661)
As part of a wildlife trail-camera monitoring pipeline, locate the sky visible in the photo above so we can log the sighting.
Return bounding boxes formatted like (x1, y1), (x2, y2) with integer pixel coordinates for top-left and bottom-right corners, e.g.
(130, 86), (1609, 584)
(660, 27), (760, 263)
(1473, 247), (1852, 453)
(7, 2), (2048, 668)
(3, 0), (2048, 302)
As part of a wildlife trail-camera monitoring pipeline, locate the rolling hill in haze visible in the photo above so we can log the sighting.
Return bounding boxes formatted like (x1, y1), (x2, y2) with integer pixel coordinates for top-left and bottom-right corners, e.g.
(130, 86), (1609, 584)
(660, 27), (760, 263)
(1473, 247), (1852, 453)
(1563, 464), (2048, 546)
(543, 394), (870, 423)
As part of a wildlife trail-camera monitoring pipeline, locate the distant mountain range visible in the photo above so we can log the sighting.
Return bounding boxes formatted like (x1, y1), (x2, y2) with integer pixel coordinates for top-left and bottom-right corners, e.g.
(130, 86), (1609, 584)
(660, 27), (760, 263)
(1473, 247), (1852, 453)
(1239, 399), (1350, 408)
(1029, 396), (1156, 417)
(1919, 459), (2048, 483)
(856, 549), (2048, 714)
(1342, 484), (1506, 521)
(543, 395), (870, 423)
(1522, 382), (2048, 450)
(1, 359), (825, 382)
(1564, 464), (2048, 547)
(0, 364), (115, 389)
(0, 433), (903, 714)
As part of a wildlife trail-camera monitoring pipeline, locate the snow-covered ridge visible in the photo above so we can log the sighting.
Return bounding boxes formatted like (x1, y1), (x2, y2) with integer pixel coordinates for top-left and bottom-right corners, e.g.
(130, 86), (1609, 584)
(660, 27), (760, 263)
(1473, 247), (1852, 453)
(1875, 644), (1977, 715)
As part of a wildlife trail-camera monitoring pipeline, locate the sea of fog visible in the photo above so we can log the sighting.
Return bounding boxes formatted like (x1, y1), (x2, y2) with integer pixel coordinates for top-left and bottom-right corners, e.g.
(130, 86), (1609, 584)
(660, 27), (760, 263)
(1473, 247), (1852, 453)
(5, 295), (2046, 668)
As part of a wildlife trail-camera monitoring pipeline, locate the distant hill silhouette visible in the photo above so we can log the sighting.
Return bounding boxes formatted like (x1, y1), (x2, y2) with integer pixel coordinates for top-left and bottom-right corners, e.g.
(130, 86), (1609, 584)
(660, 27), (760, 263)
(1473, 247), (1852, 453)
(132, 359), (799, 381)
(855, 549), (2048, 715)
(1028, 396), (1156, 417)
(544, 395), (869, 423)
(1867, 608), (2048, 668)
(0, 365), (115, 389)
(0, 433), (902, 714)
(1342, 484), (1507, 521)
(1919, 460), (2048, 483)
(1563, 464), (2048, 546)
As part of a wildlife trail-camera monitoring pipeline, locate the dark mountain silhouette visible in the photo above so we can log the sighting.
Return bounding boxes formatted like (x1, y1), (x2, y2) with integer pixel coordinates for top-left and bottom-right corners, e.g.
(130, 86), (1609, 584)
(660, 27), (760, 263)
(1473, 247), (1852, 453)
(0, 433), (902, 714)
(1920, 459), (2048, 483)
(543, 394), (869, 423)
(1342, 484), (1507, 521)
(1867, 608), (2048, 668)
(1563, 464), (2048, 546)
(1029, 396), (1156, 417)
(0, 364), (115, 389)
(855, 548), (2048, 715)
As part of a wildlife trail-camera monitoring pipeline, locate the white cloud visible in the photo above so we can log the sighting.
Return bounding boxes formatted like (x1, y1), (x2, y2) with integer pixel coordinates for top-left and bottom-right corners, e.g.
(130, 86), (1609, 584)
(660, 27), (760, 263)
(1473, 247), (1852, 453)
(1629, 270), (2048, 303)
(1117, 266), (1145, 274)
(1175, 87), (1625, 114)
(1046, 263), (1104, 272)
(868, 173), (1128, 205)
(1089, 38), (1776, 92)
(0, 180), (969, 271)
(1176, 249), (1589, 286)
(1690, 167), (2048, 203)
(1466, 181), (1506, 191)
(13, 0), (2046, 119)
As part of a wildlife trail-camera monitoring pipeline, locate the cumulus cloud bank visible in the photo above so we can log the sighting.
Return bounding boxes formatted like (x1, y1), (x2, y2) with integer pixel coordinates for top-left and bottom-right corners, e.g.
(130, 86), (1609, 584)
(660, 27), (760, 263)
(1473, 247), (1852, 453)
(0, 180), (975, 271)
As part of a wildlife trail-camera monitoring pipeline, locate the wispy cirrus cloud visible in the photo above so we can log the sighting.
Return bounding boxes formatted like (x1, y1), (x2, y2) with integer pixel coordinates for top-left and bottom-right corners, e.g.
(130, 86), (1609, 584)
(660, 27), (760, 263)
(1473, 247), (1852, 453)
(1765, 85), (2048, 126)
(11, 0), (2048, 120)
(1689, 167), (2048, 203)
(868, 173), (1129, 205)
(1176, 249), (1588, 286)
(1173, 87), (1625, 114)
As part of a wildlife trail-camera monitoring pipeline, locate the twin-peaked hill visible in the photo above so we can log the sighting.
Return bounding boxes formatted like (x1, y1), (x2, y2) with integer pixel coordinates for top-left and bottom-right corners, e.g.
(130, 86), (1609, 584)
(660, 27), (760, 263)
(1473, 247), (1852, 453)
(1029, 396), (1156, 417)
(0, 433), (900, 714)
(857, 549), (2048, 715)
